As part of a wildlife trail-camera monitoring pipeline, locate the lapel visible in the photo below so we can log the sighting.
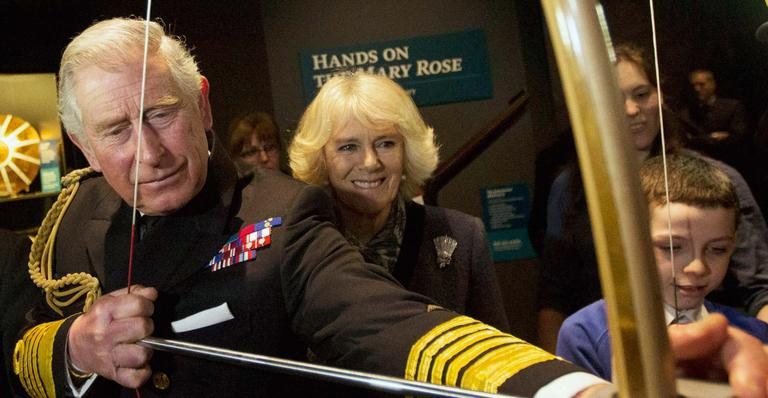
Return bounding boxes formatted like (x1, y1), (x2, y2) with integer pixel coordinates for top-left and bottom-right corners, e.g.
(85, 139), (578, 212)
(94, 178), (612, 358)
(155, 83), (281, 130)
(394, 202), (459, 310)
(80, 181), (123, 283)
(392, 201), (425, 285)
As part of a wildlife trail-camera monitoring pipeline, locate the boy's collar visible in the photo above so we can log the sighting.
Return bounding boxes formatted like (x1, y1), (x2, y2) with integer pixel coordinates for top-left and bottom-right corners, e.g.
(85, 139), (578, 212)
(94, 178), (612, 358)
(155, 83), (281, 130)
(663, 303), (710, 325)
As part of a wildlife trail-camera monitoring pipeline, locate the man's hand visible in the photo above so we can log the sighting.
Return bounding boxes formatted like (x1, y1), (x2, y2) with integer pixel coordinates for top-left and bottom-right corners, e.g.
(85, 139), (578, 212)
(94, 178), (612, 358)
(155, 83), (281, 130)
(670, 313), (768, 398)
(68, 285), (157, 388)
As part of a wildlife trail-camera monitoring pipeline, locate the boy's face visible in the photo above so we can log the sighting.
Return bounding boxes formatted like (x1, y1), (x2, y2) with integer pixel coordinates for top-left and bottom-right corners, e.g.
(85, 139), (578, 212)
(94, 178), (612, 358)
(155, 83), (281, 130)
(650, 202), (736, 310)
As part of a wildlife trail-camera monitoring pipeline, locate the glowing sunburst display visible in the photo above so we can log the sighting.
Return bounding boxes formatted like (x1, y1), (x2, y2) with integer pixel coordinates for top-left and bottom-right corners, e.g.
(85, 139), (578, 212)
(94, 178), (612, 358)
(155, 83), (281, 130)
(0, 114), (41, 197)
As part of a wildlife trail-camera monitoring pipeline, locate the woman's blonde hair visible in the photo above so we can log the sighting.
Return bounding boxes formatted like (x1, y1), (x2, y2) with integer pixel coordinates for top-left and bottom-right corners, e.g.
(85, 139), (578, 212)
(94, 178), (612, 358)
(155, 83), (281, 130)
(289, 71), (439, 198)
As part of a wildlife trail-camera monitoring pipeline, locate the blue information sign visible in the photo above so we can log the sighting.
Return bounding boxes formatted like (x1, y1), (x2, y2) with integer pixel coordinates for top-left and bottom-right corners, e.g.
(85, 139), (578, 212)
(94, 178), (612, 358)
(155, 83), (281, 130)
(299, 30), (493, 106)
(481, 184), (535, 261)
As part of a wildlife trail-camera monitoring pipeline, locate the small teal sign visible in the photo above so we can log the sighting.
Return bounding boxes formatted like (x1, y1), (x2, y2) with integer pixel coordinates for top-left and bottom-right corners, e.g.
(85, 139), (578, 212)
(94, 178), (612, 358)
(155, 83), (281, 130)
(299, 29), (492, 106)
(39, 139), (61, 193)
(481, 184), (535, 261)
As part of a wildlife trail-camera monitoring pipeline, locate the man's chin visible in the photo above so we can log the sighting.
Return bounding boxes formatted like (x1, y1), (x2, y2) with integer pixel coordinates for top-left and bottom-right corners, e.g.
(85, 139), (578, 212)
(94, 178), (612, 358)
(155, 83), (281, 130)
(135, 193), (189, 216)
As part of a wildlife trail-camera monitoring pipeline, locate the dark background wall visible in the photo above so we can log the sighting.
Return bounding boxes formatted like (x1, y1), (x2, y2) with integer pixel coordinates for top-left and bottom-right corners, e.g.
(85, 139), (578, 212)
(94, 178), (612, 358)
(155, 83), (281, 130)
(2, 0), (768, 344)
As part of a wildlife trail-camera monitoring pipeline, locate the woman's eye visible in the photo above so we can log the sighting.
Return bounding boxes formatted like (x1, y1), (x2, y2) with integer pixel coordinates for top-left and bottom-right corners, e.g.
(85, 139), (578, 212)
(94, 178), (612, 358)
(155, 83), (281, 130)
(709, 246), (730, 255)
(338, 144), (356, 152)
(376, 140), (396, 149)
(657, 245), (681, 252)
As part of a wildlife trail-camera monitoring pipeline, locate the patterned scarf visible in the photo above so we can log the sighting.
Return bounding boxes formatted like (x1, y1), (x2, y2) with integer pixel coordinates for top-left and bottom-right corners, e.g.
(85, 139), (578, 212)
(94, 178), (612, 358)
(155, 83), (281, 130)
(340, 196), (406, 273)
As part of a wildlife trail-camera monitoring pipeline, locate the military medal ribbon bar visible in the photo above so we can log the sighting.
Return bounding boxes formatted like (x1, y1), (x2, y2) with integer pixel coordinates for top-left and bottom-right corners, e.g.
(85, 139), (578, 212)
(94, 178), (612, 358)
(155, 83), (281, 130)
(207, 217), (282, 271)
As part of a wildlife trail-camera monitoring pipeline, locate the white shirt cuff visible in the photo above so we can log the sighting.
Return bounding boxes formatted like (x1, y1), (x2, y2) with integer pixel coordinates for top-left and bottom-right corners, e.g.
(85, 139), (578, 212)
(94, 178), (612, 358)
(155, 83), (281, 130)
(64, 337), (98, 397)
(534, 371), (611, 398)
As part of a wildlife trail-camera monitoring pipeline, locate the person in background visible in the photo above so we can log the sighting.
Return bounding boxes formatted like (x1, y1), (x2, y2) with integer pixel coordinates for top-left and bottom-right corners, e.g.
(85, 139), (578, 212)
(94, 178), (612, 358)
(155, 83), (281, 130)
(289, 71), (509, 331)
(528, 127), (576, 255)
(537, 43), (768, 353)
(679, 69), (749, 176)
(557, 154), (768, 380)
(227, 110), (286, 173)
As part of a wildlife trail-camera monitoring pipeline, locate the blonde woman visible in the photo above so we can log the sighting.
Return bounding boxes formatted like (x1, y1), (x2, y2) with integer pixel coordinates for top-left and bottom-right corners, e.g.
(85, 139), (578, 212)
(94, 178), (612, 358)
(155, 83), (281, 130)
(290, 71), (509, 330)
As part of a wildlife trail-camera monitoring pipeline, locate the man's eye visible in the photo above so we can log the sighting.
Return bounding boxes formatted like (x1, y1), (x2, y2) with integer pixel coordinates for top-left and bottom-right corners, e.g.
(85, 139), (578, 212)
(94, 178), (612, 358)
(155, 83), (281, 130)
(148, 109), (174, 122)
(103, 125), (130, 137)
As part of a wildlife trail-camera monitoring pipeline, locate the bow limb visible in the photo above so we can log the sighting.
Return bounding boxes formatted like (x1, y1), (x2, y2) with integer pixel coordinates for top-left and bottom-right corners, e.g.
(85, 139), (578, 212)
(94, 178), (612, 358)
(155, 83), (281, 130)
(540, 1), (676, 396)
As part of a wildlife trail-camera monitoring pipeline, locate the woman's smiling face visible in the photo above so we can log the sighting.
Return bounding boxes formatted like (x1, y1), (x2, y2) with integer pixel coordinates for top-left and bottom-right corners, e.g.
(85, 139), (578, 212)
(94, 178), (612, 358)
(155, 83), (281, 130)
(616, 59), (661, 152)
(323, 118), (404, 218)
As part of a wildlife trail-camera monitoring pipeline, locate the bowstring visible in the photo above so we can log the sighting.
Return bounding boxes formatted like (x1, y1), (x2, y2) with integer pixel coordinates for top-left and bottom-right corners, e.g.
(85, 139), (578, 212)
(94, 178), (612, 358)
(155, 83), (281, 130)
(127, 4), (153, 398)
(648, 0), (679, 322)
(128, 1), (153, 296)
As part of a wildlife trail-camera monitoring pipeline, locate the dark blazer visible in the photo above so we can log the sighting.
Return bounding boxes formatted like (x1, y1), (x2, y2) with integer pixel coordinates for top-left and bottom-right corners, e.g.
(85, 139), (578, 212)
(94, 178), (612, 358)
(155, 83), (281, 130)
(680, 97), (748, 170)
(393, 201), (509, 331)
(7, 140), (582, 397)
(681, 97), (746, 139)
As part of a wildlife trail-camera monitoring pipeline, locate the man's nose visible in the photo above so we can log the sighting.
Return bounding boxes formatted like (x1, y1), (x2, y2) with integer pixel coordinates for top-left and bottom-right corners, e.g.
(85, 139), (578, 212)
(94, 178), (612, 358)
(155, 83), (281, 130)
(137, 127), (165, 164)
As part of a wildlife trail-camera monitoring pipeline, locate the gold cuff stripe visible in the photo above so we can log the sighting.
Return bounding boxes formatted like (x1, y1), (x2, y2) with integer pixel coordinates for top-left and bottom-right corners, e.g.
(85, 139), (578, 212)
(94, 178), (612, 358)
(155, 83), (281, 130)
(20, 322), (58, 397)
(461, 342), (556, 391)
(405, 316), (481, 382)
(14, 319), (66, 398)
(427, 329), (506, 384)
(22, 323), (46, 398)
(406, 316), (557, 393)
(420, 322), (491, 382)
(444, 335), (518, 385)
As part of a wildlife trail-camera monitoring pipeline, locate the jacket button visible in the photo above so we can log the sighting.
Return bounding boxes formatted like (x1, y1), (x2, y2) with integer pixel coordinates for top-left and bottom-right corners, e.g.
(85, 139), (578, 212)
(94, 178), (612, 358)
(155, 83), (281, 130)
(152, 371), (171, 390)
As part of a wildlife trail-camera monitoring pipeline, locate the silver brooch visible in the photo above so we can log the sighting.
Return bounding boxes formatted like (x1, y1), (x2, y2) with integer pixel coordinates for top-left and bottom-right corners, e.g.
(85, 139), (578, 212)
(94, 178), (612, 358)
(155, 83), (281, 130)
(434, 235), (458, 268)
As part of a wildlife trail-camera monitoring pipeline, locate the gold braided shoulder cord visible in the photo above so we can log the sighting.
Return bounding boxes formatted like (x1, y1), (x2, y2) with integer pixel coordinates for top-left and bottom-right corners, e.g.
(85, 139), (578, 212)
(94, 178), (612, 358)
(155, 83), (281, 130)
(28, 167), (101, 316)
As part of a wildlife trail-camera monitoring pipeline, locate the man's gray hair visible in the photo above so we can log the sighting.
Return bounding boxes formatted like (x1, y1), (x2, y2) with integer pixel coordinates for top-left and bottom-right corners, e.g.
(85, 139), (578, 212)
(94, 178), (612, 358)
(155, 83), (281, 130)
(58, 17), (202, 138)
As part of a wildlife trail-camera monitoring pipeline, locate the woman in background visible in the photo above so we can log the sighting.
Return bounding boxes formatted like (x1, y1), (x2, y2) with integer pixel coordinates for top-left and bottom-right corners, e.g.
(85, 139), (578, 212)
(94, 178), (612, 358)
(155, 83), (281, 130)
(289, 71), (509, 331)
(228, 110), (286, 173)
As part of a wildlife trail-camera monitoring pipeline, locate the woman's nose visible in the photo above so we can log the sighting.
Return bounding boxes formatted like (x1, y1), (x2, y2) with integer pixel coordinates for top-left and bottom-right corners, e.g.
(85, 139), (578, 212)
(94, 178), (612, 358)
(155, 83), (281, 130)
(624, 99), (640, 116)
(361, 147), (380, 169)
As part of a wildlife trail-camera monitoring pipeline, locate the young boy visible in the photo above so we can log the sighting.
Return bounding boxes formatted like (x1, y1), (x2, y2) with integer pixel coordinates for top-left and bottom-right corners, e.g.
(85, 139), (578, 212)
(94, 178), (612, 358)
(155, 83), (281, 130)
(555, 153), (768, 381)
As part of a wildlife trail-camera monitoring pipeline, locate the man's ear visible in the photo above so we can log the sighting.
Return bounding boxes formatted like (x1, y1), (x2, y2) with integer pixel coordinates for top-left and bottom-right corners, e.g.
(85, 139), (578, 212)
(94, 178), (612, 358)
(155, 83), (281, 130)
(67, 132), (101, 171)
(198, 76), (213, 130)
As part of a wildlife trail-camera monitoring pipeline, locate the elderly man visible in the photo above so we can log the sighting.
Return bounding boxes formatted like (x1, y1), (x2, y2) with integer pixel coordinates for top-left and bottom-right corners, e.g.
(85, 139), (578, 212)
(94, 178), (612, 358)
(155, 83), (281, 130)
(6, 17), (768, 398)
